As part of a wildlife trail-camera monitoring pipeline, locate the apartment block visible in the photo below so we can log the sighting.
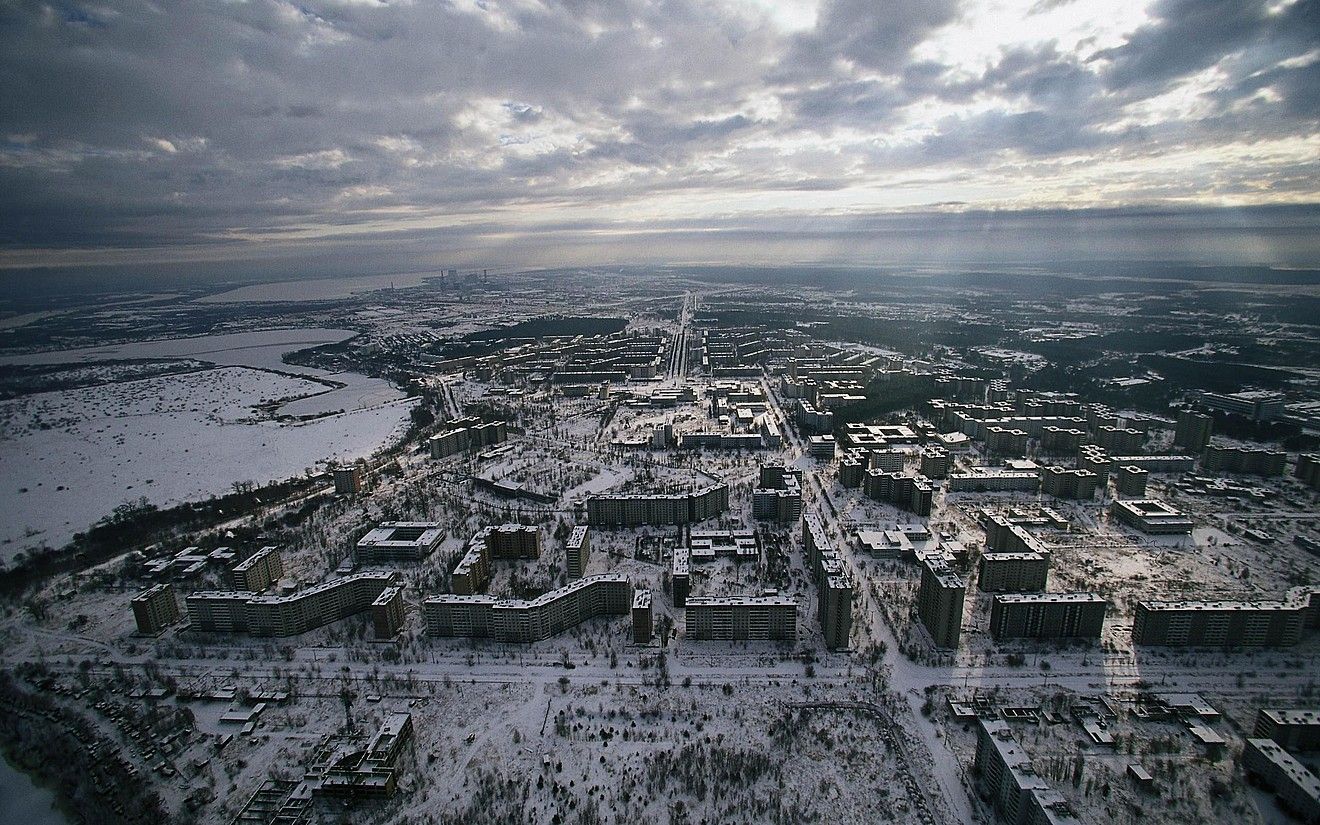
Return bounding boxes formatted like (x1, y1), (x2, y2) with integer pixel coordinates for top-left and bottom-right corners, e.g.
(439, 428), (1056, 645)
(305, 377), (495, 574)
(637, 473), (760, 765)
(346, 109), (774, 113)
(989, 593), (1106, 640)
(187, 572), (399, 637)
(356, 522), (446, 564)
(820, 573), (854, 650)
(671, 547), (690, 607)
(452, 524), (542, 595)
(752, 464), (804, 522)
(1115, 464), (1149, 497)
(919, 445), (952, 479)
(1202, 444), (1288, 476)
(585, 483), (729, 527)
(948, 469), (1040, 493)
(130, 583), (180, 635)
(917, 552), (965, 649)
(1200, 390), (1285, 422)
(1132, 593), (1316, 648)
(423, 574), (632, 643)
(632, 589), (654, 644)
(862, 470), (935, 516)
(1297, 454), (1320, 490)
(1242, 738), (1320, 823)
(229, 546), (283, 592)
(978, 552), (1050, 592)
(565, 525), (590, 579)
(1254, 709), (1320, 752)
(1040, 466), (1099, 500)
(685, 596), (798, 641)
(333, 465), (364, 494)
(1174, 408), (1213, 452)
(975, 719), (1084, 825)
(371, 585), (405, 639)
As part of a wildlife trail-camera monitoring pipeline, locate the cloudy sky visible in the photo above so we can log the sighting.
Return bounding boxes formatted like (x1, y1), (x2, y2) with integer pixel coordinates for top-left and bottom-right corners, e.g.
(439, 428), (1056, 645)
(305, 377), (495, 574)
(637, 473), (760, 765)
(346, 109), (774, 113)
(1, 0), (1318, 272)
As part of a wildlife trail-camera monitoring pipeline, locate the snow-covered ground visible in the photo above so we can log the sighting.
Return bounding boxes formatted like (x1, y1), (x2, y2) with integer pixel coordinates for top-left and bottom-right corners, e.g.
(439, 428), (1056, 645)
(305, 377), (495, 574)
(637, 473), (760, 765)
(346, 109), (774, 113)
(0, 366), (414, 557)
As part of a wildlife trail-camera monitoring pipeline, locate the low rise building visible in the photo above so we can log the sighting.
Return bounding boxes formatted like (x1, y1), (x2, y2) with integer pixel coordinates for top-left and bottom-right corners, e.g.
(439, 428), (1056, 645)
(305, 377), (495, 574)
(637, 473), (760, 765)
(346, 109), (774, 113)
(1111, 499), (1194, 534)
(356, 522), (446, 564)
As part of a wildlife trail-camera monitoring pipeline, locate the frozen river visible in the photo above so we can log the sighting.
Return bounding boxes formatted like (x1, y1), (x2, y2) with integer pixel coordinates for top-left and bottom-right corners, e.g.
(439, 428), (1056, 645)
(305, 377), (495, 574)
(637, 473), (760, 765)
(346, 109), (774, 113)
(0, 753), (69, 825)
(0, 328), (415, 560)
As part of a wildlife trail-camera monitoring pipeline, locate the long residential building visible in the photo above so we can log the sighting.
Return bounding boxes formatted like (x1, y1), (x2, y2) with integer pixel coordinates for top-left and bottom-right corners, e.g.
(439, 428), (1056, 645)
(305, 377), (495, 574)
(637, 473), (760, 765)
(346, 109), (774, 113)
(1133, 589), (1320, 648)
(1202, 444), (1288, 476)
(978, 552), (1050, 593)
(685, 595), (797, 641)
(186, 572), (399, 637)
(1255, 709), (1320, 752)
(423, 574), (632, 643)
(1242, 738), (1320, 823)
(948, 469), (1040, 493)
(585, 483), (728, 527)
(975, 719), (1085, 825)
(989, 593), (1107, 641)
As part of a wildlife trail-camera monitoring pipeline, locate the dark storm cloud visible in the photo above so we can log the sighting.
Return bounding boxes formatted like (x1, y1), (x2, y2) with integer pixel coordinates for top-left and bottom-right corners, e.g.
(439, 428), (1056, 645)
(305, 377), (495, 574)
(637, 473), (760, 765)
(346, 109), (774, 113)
(0, 0), (1317, 261)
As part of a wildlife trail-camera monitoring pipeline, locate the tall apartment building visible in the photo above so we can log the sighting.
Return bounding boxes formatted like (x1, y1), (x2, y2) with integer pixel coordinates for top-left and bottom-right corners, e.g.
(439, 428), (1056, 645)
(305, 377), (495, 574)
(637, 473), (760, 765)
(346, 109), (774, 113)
(371, 585), (405, 639)
(917, 552), (965, 649)
(1040, 426), (1086, 455)
(1132, 589), (1320, 648)
(919, 445), (952, 479)
(978, 552), (1049, 592)
(1201, 444), (1288, 476)
(356, 522), (446, 565)
(130, 583), (180, 634)
(985, 426), (1029, 456)
(1095, 425), (1144, 454)
(1297, 454), (1320, 491)
(1040, 466), (1099, 500)
(685, 596), (798, 641)
(752, 464), (804, 522)
(1115, 464), (1149, 497)
(820, 573), (853, 649)
(1254, 709), (1320, 752)
(1174, 408), (1213, 452)
(565, 525), (590, 579)
(585, 483), (729, 527)
(452, 524), (542, 595)
(632, 589), (653, 644)
(428, 417), (508, 459)
(187, 572), (399, 637)
(862, 470), (935, 516)
(975, 719), (1084, 825)
(229, 546), (283, 592)
(423, 574), (632, 643)
(333, 465), (364, 495)
(1077, 445), (1112, 487)
(1241, 738), (1320, 822)
(989, 593), (1107, 640)
(671, 547), (691, 607)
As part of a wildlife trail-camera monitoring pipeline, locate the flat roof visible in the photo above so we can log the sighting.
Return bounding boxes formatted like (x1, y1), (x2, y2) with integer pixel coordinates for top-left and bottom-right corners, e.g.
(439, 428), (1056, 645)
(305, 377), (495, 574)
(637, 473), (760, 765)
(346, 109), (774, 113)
(995, 592), (1104, 605)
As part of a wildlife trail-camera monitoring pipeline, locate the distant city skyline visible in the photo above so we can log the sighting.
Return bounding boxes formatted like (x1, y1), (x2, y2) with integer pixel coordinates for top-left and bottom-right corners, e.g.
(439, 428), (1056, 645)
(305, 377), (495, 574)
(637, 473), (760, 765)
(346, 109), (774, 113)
(1, 0), (1318, 271)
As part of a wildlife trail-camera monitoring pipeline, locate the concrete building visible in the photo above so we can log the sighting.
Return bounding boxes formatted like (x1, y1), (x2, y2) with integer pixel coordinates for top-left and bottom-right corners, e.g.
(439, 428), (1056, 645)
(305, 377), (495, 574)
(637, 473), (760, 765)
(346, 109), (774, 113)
(1297, 454), (1320, 491)
(632, 589), (653, 644)
(919, 445), (952, 479)
(685, 596), (797, 641)
(356, 522), (446, 564)
(1111, 499), (1194, 534)
(452, 524), (542, 595)
(371, 585), (405, 639)
(862, 470), (935, 516)
(333, 465), (364, 494)
(975, 719), (1085, 825)
(428, 417), (508, 458)
(820, 573), (853, 650)
(424, 574), (632, 642)
(990, 593), (1106, 640)
(752, 464), (803, 522)
(565, 525), (590, 579)
(978, 552), (1050, 592)
(1174, 408), (1213, 452)
(808, 435), (837, 459)
(1115, 464), (1149, 497)
(1095, 425), (1144, 454)
(131, 583), (180, 634)
(985, 426), (1029, 456)
(672, 547), (690, 607)
(1077, 445), (1112, 487)
(1255, 709), (1320, 752)
(187, 572), (399, 637)
(1040, 426), (1086, 455)
(1132, 591), (1319, 648)
(1202, 444), (1288, 476)
(917, 552), (965, 649)
(1201, 390), (1285, 422)
(1242, 738), (1320, 823)
(229, 546), (283, 592)
(948, 468), (1040, 493)
(585, 483), (729, 527)
(1040, 466), (1099, 500)
(688, 529), (759, 563)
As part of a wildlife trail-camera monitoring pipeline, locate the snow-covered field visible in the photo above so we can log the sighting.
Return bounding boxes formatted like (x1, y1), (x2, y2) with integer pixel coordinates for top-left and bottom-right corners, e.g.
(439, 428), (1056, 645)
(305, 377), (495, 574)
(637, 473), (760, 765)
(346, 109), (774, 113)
(0, 328), (418, 559)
